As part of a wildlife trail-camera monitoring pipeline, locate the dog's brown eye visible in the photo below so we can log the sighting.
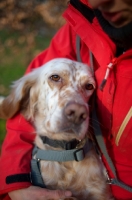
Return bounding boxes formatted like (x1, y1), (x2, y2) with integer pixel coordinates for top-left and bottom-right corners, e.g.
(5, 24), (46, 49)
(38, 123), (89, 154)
(50, 75), (61, 82)
(85, 83), (94, 90)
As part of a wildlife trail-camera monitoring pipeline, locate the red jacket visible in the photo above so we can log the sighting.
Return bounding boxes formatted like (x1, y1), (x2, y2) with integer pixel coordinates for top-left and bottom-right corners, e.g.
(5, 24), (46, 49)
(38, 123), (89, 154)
(0, 1), (132, 199)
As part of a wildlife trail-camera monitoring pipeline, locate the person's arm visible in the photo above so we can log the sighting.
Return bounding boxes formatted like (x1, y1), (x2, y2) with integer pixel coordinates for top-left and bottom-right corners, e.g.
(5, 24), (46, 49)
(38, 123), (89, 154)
(8, 186), (72, 200)
(0, 23), (76, 200)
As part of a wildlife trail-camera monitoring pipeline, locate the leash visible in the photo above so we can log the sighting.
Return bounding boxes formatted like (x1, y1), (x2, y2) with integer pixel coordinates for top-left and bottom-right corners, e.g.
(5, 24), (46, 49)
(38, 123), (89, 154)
(76, 34), (132, 192)
(92, 103), (132, 192)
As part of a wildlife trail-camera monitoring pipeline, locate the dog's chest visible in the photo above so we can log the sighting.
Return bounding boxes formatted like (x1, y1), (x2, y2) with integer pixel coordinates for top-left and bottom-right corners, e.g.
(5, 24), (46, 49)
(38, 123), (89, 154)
(40, 159), (90, 198)
(39, 150), (107, 199)
(40, 160), (79, 188)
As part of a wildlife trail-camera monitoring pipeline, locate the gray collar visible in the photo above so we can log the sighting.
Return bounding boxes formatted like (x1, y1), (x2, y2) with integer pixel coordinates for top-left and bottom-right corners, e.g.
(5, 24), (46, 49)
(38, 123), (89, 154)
(33, 138), (93, 162)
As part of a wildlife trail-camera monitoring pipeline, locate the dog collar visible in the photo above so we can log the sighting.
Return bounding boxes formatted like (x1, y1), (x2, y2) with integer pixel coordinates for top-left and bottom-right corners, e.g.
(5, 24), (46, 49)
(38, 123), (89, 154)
(32, 138), (93, 162)
(40, 135), (81, 150)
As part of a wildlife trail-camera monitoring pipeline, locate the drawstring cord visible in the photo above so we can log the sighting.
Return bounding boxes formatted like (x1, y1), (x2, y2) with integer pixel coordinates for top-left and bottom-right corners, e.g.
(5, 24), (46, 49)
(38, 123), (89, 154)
(99, 58), (117, 91)
(99, 49), (132, 91)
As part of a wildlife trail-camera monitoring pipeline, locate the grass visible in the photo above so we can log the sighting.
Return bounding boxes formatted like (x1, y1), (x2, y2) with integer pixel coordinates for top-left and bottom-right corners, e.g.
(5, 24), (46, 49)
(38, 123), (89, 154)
(0, 29), (53, 145)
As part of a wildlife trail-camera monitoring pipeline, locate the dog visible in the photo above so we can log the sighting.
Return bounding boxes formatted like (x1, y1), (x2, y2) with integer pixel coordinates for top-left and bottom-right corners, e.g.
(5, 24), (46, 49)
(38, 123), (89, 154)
(0, 58), (113, 200)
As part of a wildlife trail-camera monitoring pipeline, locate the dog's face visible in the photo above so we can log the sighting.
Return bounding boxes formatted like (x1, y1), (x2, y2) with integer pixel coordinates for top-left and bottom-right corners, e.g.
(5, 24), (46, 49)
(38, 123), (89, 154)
(0, 58), (95, 140)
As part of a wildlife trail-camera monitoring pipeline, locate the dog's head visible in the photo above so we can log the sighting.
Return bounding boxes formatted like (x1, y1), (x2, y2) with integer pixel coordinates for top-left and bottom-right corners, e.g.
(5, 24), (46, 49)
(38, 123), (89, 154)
(0, 58), (95, 140)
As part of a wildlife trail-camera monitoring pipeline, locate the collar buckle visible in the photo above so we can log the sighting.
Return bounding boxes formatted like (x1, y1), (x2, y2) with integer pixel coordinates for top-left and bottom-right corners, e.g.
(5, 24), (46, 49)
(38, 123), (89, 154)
(65, 139), (80, 150)
(74, 148), (84, 161)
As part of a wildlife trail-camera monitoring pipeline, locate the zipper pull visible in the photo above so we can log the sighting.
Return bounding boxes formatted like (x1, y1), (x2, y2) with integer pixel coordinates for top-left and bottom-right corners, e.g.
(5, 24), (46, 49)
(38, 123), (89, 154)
(99, 58), (117, 91)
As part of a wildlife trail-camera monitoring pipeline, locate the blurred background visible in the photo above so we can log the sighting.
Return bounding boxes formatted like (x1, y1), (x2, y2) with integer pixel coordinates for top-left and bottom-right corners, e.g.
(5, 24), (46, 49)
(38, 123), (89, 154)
(0, 0), (68, 147)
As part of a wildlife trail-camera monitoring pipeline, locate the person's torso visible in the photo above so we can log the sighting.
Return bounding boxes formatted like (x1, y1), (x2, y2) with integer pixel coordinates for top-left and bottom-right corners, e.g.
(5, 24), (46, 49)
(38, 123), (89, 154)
(63, 1), (132, 199)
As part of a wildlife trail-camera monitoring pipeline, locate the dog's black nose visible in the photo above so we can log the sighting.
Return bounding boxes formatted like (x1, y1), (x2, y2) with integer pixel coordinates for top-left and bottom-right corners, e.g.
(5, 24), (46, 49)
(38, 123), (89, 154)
(64, 102), (88, 124)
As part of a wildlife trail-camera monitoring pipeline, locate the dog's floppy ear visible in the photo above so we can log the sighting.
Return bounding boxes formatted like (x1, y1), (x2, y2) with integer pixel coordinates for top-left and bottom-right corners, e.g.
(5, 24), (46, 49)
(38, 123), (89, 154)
(0, 70), (39, 119)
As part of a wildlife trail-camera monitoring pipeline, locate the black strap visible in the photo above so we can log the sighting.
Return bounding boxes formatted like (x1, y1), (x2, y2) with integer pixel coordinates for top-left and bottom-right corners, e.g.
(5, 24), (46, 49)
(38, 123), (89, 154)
(70, 0), (95, 23)
(6, 173), (31, 184)
(40, 136), (80, 150)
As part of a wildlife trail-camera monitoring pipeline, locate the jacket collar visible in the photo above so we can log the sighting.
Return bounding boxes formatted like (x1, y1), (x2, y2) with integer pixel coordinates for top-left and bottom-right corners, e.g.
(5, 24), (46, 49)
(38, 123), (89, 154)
(80, 0), (92, 8)
(63, 2), (116, 68)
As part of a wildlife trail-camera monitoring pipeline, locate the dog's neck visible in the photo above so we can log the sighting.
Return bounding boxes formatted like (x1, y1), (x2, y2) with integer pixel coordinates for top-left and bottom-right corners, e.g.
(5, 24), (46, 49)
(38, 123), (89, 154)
(40, 135), (84, 150)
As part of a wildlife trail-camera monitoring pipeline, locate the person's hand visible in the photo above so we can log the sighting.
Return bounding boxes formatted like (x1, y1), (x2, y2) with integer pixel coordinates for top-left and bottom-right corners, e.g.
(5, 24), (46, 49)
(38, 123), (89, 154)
(8, 186), (72, 200)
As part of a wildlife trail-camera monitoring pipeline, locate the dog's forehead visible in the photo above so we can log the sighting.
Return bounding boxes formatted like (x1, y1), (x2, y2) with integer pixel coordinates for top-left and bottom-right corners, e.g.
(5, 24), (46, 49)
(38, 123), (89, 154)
(41, 58), (92, 77)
